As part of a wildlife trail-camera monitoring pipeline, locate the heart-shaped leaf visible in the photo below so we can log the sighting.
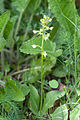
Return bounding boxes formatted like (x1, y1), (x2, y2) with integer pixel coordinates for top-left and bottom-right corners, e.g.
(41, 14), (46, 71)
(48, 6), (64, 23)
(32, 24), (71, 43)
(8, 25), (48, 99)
(49, 80), (59, 88)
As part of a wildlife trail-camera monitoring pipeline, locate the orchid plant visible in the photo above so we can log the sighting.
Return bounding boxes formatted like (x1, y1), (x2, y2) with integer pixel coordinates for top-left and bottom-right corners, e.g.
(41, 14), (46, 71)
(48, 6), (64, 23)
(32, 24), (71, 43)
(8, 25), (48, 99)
(32, 15), (53, 113)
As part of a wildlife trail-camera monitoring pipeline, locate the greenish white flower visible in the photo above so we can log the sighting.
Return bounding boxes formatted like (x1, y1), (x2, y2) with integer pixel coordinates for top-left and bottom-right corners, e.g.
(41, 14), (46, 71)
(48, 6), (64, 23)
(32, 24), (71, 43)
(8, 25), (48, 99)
(32, 44), (37, 48)
(49, 18), (52, 22)
(47, 33), (50, 37)
(44, 15), (47, 19)
(43, 33), (50, 41)
(33, 15), (53, 42)
(40, 19), (45, 24)
(43, 51), (47, 57)
(50, 27), (53, 30)
(40, 28), (43, 32)
(40, 15), (53, 26)
(33, 30), (39, 34)
(46, 26), (49, 30)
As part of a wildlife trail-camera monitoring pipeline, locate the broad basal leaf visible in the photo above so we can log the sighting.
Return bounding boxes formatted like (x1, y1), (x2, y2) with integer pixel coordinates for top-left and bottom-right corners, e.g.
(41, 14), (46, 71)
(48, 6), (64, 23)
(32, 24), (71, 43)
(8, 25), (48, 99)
(53, 27), (69, 49)
(0, 11), (10, 35)
(49, 22), (60, 40)
(4, 16), (17, 48)
(0, 37), (6, 51)
(15, 80), (30, 96)
(4, 16), (17, 39)
(5, 80), (25, 101)
(29, 84), (39, 115)
(22, 70), (39, 84)
(27, 0), (41, 13)
(4, 21), (13, 40)
(48, 0), (77, 34)
(53, 65), (67, 78)
(51, 104), (68, 120)
(42, 90), (65, 114)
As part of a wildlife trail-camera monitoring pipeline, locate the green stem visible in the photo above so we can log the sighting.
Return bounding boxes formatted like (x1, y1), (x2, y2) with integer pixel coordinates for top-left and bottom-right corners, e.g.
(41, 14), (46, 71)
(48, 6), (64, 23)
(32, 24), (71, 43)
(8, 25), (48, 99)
(16, 45), (20, 73)
(74, 2), (77, 87)
(40, 48), (43, 113)
(14, 11), (23, 39)
(40, 26), (44, 113)
(1, 50), (4, 73)
(74, 41), (77, 86)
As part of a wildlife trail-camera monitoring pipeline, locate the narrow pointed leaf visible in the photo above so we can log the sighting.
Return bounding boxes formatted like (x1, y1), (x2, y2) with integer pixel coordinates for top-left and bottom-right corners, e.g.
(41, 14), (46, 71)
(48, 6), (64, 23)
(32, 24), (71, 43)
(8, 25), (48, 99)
(29, 84), (39, 115)
(0, 11), (10, 35)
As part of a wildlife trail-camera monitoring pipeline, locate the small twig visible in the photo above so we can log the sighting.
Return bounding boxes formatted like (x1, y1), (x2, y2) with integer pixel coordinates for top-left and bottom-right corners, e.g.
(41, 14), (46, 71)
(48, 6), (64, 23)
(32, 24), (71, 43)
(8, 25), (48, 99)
(9, 66), (41, 76)
(3, 49), (16, 58)
(23, 12), (34, 41)
(14, 11), (23, 39)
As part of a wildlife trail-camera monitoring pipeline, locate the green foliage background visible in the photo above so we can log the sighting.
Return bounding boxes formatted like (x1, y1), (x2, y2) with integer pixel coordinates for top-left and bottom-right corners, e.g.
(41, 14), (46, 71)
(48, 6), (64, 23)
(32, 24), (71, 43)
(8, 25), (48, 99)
(0, 0), (80, 119)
